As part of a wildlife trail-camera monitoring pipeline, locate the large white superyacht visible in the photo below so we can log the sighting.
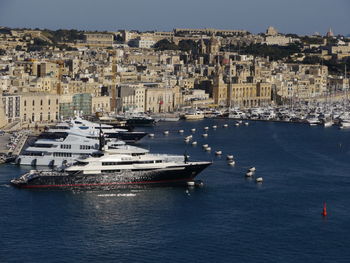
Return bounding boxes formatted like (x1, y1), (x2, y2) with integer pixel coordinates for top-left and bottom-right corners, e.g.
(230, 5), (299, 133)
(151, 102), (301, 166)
(11, 143), (212, 189)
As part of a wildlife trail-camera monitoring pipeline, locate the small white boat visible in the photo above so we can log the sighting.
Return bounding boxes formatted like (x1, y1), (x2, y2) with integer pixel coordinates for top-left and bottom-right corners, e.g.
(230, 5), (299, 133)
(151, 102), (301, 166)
(226, 155), (234, 160)
(184, 136), (191, 142)
(340, 120), (350, 129)
(323, 121), (333, 128)
(212, 125), (217, 129)
(187, 181), (195, 186)
(228, 160), (235, 166)
(223, 124), (228, 128)
(204, 127), (209, 130)
(238, 120), (243, 124)
(215, 151), (222, 155)
(148, 133), (155, 137)
(205, 147), (211, 151)
(163, 131), (169, 135)
(191, 128), (196, 132)
(179, 129), (184, 133)
(202, 133), (208, 137)
(235, 123), (240, 127)
(244, 122), (249, 126)
(202, 144), (208, 148)
(256, 177), (263, 183)
(184, 110), (205, 120)
(248, 167), (256, 172)
(192, 141), (197, 146)
(184, 138), (190, 143)
(246, 171), (254, 177)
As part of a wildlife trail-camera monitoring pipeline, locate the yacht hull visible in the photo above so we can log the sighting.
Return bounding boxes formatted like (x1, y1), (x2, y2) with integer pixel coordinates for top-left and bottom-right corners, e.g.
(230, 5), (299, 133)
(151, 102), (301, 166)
(11, 162), (211, 189)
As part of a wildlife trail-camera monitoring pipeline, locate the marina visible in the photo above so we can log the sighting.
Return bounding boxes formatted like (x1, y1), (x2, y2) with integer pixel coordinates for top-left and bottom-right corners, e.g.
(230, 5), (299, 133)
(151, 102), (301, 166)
(1, 119), (350, 261)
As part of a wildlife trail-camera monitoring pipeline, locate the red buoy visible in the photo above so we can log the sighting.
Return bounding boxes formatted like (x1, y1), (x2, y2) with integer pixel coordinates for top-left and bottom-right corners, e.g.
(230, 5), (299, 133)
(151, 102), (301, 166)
(322, 202), (327, 217)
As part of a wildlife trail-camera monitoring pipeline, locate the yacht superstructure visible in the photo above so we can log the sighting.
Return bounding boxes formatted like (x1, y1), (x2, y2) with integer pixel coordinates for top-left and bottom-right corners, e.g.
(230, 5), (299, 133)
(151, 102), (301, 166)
(47, 117), (147, 143)
(17, 132), (109, 167)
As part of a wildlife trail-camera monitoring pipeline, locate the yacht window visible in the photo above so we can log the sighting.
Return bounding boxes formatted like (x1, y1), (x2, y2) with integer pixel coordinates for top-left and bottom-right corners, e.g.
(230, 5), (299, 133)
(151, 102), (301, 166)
(60, 145), (71, 149)
(102, 162), (118, 166)
(139, 160), (154, 164)
(33, 144), (53, 148)
(81, 145), (91, 150)
(56, 126), (69, 130)
(75, 161), (88, 166)
(53, 152), (72, 157)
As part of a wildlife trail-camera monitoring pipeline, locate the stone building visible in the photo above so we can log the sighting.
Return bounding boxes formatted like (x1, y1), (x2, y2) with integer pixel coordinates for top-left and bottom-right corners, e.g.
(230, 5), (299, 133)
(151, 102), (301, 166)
(20, 93), (60, 124)
(116, 84), (146, 112)
(145, 86), (174, 113)
(229, 82), (271, 107)
(85, 33), (114, 47)
(91, 96), (111, 114)
(212, 66), (227, 106)
(1, 94), (20, 123)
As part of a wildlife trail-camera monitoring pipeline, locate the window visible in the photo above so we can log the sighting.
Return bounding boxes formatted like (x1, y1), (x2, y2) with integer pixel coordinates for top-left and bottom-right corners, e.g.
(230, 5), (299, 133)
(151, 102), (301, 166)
(32, 113), (35, 122)
(53, 152), (72, 157)
(40, 100), (43, 106)
(80, 145), (91, 150)
(102, 162), (118, 166)
(48, 99), (51, 105)
(60, 145), (71, 149)
(32, 100), (35, 106)
(24, 100), (27, 107)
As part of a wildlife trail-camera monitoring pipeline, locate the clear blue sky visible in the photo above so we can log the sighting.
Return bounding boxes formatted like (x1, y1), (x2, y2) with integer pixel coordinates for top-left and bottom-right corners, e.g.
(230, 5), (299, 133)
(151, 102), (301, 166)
(0, 0), (349, 35)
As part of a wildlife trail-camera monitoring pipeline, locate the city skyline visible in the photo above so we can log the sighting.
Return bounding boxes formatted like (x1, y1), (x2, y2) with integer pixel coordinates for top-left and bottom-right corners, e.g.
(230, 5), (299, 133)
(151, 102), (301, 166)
(0, 0), (349, 35)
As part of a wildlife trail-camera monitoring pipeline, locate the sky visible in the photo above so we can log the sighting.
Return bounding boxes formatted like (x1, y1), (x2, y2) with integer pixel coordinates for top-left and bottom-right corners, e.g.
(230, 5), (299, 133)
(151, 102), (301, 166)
(0, 0), (349, 35)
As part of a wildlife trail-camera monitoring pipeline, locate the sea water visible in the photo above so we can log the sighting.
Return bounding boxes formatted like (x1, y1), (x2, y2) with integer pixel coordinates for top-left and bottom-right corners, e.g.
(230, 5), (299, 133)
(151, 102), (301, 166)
(0, 119), (350, 262)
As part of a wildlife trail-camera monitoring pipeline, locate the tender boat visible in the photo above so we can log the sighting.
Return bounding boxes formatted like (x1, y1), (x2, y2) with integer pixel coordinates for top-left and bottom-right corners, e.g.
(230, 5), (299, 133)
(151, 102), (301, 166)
(226, 155), (234, 160)
(183, 110), (205, 120)
(256, 177), (263, 183)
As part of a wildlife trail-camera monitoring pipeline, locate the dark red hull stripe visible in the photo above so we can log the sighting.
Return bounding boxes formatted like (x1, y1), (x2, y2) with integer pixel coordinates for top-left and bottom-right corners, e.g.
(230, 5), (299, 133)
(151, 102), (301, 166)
(19, 178), (191, 188)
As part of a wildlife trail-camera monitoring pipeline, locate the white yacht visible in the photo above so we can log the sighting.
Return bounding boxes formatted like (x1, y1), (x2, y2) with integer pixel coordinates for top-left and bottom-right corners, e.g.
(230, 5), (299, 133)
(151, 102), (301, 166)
(183, 110), (205, 120)
(11, 145), (212, 189)
(340, 119), (350, 129)
(306, 115), (321, 126)
(48, 117), (147, 143)
(17, 133), (101, 167)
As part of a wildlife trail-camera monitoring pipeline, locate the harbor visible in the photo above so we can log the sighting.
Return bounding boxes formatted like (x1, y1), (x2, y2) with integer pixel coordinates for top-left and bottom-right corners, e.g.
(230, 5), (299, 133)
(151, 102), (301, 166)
(1, 99), (350, 166)
(1, 119), (350, 262)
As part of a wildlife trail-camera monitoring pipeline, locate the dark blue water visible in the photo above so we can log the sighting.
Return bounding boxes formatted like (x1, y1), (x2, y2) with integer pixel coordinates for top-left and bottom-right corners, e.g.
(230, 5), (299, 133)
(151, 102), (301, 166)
(1, 120), (350, 263)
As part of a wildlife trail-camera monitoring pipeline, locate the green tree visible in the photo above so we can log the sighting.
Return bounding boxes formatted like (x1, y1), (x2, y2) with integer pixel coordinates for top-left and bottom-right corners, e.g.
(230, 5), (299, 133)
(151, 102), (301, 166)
(154, 39), (178, 51)
(178, 39), (197, 52)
